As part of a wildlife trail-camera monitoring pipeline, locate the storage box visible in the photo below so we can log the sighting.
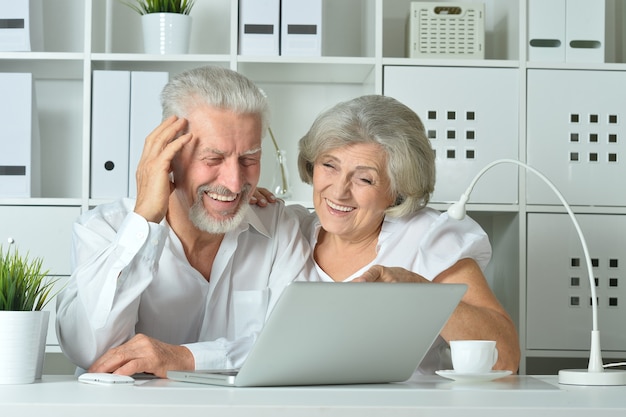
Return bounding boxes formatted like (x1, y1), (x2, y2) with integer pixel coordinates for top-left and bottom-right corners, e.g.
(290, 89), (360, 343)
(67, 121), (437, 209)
(407, 2), (485, 59)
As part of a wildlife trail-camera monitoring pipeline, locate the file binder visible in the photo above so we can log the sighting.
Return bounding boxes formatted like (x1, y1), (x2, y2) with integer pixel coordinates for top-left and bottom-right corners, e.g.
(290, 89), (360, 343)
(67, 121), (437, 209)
(0, 0), (43, 51)
(565, 0), (605, 63)
(128, 71), (169, 198)
(90, 70), (130, 199)
(239, 0), (279, 56)
(527, 0), (565, 62)
(0, 72), (40, 197)
(280, 0), (322, 56)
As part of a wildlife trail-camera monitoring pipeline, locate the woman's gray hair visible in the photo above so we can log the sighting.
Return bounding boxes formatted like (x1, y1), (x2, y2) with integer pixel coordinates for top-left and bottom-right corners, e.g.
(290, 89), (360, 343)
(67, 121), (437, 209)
(160, 65), (270, 134)
(298, 95), (435, 218)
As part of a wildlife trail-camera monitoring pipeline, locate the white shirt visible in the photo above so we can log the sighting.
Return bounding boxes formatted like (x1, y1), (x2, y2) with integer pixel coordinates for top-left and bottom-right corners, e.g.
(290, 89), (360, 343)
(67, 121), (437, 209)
(291, 205), (492, 373)
(56, 198), (314, 371)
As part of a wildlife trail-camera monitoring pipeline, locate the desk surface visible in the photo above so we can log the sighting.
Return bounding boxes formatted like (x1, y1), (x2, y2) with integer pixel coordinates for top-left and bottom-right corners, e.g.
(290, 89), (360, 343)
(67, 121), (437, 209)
(2, 374), (626, 416)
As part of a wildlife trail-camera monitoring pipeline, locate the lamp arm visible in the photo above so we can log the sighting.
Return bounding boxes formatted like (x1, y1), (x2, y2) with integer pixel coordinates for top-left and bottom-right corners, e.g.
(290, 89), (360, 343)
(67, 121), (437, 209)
(449, 158), (603, 374)
(451, 158), (598, 330)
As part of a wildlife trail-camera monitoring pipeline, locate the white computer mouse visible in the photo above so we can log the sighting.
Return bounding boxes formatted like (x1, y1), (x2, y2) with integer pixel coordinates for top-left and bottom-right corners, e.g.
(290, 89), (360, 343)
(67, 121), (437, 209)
(78, 372), (135, 385)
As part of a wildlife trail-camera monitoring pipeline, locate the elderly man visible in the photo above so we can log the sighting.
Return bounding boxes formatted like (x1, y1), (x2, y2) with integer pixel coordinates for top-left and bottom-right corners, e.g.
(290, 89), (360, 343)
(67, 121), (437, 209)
(56, 66), (313, 378)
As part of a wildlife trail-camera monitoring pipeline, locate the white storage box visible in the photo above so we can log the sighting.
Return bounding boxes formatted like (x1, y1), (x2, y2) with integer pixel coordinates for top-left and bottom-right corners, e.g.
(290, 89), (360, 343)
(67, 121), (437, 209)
(407, 2), (485, 59)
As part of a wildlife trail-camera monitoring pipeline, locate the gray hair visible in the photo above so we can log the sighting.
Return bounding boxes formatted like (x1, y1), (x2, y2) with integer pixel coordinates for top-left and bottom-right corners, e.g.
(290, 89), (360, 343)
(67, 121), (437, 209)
(298, 95), (435, 218)
(161, 65), (270, 134)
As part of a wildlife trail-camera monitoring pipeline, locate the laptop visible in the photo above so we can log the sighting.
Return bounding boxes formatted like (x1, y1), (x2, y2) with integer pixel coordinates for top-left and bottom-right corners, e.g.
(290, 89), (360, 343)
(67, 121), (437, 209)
(167, 281), (466, 387)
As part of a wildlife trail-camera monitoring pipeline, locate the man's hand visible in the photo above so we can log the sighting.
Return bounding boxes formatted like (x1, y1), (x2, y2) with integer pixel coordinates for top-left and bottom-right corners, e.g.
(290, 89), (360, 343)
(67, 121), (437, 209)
(134, 116), (193, 224)
(88, 334), (195, 378)
(355, 265), (430, 283)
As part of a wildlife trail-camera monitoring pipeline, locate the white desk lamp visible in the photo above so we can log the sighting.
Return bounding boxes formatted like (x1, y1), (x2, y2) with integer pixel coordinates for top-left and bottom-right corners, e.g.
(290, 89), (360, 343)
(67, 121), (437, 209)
(447, 158), (626, 386)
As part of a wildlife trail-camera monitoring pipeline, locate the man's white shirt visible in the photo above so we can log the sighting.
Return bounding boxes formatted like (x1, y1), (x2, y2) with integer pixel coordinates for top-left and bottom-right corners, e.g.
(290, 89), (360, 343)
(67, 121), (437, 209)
(56, 199), (314, 371)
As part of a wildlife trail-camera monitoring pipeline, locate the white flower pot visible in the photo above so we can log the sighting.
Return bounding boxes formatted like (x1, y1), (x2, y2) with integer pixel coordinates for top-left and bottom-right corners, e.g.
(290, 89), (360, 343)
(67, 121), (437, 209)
(141, 13), (192, 54)
(0, 310), (49, 384)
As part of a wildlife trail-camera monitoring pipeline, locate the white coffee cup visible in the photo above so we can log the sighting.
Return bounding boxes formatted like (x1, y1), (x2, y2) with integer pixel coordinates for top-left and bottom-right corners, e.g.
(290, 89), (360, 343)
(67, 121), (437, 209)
(450, 340), (498, 374)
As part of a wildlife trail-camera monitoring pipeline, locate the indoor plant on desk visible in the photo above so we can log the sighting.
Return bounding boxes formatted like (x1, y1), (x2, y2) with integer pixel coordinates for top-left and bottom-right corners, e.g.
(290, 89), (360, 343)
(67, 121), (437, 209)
(123, 0), (195, 54)
(0, 246), (58, 384)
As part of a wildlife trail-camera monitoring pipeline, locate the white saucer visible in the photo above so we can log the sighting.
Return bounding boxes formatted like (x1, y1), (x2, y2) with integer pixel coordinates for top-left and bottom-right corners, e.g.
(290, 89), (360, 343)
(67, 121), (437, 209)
(435, 369), (512, 382)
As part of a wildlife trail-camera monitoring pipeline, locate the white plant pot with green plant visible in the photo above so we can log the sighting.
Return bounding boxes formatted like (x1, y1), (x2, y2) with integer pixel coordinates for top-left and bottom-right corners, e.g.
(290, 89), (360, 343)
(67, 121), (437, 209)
(123, 0), (195, 54)
(0, 247), (58, 384)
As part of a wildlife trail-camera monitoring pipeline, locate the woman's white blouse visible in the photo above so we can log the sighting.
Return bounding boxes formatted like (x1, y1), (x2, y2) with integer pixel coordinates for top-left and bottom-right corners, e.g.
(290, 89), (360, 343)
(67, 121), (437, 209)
(294, 206), (491, 283)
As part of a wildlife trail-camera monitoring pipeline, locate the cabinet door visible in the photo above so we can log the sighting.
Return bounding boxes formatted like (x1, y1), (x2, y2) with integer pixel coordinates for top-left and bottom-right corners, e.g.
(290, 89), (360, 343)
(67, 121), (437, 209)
(384, 66), (519, 204)
(527, 213), (626, 351)
(0, 206), (80, 276)
(527, 70), (626, 206)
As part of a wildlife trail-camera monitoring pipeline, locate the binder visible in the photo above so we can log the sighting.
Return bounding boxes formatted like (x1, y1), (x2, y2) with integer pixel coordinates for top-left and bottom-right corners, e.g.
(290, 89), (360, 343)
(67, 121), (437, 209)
(128, 71), (169, 198)
(0, 72), (40, 197)
(90, 70), (130, 199)
(280, 0), (322, 56)
(565, 0), (605, 63)
(527, 0), (565, 62)
(0, 0), (43, 51)
(238, 0), (279, 56)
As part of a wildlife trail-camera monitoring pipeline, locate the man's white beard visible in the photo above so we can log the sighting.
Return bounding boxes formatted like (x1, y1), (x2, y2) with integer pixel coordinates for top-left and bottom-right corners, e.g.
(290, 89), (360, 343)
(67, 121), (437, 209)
(189, 185), (251, 234)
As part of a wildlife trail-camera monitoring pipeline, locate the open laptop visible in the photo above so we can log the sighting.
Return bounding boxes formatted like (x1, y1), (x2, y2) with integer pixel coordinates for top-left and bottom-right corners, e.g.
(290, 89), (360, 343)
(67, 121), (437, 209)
(167, 281), (466, 387)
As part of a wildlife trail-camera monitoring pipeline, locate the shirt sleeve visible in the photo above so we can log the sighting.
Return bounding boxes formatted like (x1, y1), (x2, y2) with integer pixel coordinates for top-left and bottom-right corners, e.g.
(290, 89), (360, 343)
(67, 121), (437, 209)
(183, 336), (256, 370)
(415, 211), (492, 280)
(55, 209), (167, 370)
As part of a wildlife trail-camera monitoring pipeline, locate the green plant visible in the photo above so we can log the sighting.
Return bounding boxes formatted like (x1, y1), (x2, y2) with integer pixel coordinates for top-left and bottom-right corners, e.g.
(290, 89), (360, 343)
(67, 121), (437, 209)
(0, 247), (58, 311)
(122, 0), (195, 15)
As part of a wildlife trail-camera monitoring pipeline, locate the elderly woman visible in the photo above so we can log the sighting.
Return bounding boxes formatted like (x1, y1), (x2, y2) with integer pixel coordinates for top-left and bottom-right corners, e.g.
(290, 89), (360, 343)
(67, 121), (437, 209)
(257, 95), (520, 373)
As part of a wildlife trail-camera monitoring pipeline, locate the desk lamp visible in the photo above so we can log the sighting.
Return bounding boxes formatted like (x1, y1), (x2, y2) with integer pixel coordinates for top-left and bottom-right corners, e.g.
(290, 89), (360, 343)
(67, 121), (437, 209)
(447, 158), (626, 386)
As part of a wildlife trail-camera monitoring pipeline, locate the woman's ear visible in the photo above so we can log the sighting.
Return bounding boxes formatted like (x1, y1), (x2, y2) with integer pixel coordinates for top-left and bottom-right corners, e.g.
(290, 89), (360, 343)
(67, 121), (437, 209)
(393, 194), (405, 207)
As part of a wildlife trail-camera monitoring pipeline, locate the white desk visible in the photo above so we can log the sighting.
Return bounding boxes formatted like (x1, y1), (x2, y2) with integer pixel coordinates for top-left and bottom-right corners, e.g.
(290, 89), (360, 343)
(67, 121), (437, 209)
(2, 375), (626, 416)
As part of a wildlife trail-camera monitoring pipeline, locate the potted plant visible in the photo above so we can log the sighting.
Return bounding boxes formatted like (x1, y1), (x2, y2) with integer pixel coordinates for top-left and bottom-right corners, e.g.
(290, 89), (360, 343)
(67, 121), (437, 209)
(122, 0), (196, 54)
(0, 246), (58, 384)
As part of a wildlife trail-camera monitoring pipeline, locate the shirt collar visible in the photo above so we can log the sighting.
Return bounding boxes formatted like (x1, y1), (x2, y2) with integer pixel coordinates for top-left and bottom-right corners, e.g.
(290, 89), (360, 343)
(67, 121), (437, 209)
(237, 206), (271, 239)
(311, 213), (400, 249)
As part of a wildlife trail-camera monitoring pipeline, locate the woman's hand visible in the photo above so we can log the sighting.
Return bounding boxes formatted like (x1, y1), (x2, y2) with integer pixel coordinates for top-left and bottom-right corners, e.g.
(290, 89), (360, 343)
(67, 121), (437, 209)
(249, 187), (277, 206)
(355, 265), (430, 283)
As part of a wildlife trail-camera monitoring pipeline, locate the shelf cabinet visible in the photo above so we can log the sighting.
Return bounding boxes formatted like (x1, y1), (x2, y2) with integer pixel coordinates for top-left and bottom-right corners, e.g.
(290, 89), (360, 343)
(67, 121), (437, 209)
(2, 0), (626, 374)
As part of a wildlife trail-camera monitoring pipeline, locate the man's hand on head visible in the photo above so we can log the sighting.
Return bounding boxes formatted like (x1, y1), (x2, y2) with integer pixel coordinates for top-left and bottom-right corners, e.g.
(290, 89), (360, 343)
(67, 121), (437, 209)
(134, 116), (194, 224)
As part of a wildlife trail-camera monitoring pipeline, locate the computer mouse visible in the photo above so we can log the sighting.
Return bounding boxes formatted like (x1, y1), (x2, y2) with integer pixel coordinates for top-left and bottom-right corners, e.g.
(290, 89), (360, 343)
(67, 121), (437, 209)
(78, 372), (135, 385)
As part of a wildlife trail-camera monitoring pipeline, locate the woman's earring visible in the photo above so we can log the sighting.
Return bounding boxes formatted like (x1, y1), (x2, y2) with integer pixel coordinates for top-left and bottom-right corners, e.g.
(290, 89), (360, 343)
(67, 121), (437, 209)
(169, 172), (175, 183)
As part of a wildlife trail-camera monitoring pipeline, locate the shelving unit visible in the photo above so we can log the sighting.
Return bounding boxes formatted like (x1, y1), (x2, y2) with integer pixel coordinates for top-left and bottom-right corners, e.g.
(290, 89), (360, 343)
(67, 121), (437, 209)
(1, 0), (625, 374)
